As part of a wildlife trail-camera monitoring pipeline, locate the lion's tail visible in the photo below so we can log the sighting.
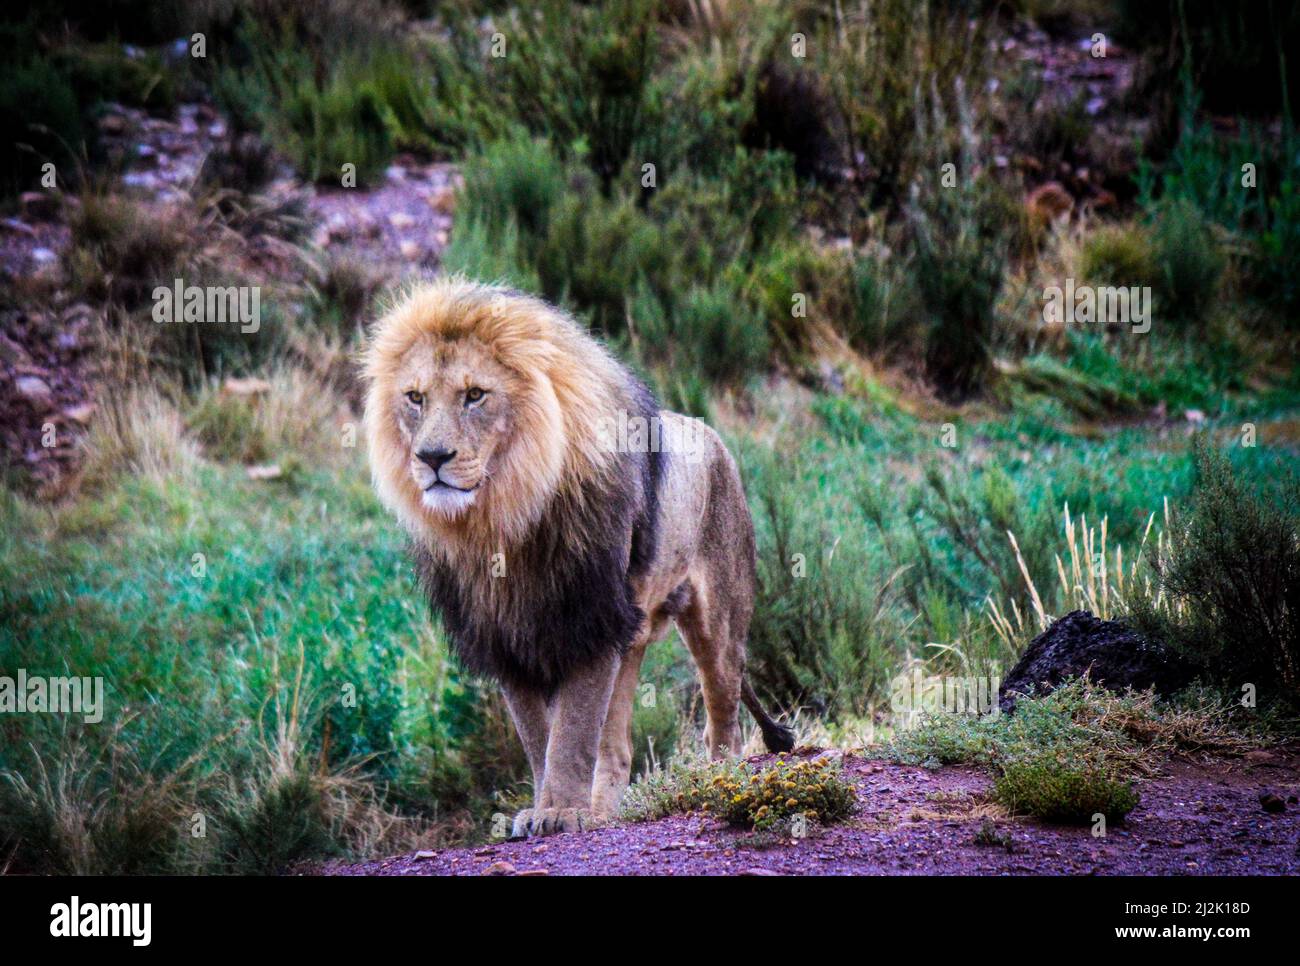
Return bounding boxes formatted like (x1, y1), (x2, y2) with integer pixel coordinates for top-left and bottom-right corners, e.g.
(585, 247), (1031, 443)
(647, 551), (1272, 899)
(741, 676), (796, 753)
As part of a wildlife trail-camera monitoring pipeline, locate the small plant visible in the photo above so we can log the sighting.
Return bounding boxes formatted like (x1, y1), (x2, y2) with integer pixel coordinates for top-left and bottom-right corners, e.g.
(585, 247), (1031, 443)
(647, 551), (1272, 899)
(1150, 200), (1223, 327)
(623, 756), (856, 833)
(1080, 222), (1157, 289)
(994, 750), (1139, 824)
(972, 818), (1015, 850)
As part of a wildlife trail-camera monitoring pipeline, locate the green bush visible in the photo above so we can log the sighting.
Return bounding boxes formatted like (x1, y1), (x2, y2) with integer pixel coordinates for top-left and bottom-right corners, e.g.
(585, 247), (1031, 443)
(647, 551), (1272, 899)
(845, 252), (921, 353)
(0, 44), (87, 197)
(1260, 174), (1300, 312)
(460, 133), (566, 241)
(1150, 200), (1223, 327)
(1137, 440), (1300, 699)
(211, 2), (434, 186)
(908, 180), (1009, 398)
(673, 283), (770, 383)
(994, 750), (1139, 824)
(1081, 223), (1157, 289)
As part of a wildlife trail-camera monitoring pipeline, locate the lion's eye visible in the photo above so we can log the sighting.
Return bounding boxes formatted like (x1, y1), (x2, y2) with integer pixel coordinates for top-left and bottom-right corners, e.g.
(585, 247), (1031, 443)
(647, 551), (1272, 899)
(465, 387), (485, 404)
(405, 390), (423, 406)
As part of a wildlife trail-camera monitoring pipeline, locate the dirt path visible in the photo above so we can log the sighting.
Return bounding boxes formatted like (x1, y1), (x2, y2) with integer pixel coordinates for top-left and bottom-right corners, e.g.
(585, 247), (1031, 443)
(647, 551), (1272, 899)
(317, 749), (1300, 876)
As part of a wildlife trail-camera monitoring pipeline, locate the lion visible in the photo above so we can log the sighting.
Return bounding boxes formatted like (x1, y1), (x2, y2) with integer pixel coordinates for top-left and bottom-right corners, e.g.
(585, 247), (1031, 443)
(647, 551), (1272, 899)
(362, 277), (793, 837)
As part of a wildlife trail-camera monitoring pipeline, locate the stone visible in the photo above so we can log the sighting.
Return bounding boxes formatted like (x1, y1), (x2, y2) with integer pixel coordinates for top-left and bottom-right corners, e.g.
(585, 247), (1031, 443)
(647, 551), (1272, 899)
(19, 192), (58, 221)
(15, 375), (53, 406)
(999, 610), (1196, 712)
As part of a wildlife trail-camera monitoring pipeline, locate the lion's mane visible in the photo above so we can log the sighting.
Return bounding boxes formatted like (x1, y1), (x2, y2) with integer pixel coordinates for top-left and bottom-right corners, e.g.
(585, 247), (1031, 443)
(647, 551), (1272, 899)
(362, 278), (662, 691)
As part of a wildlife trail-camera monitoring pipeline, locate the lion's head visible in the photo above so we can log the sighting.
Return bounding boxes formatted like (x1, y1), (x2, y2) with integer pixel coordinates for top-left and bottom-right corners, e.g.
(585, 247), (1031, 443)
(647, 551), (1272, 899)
(362, 278), (631, 554)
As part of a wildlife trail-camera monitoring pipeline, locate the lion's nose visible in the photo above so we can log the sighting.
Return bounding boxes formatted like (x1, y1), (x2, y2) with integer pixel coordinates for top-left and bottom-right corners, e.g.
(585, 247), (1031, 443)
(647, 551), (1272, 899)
(416, 447), (456, 472)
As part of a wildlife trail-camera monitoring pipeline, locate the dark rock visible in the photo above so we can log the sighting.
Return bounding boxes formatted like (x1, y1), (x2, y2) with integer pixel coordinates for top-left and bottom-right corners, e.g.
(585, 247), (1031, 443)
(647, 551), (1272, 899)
(1260, 793), (1286, 814)
(999, 610), (1196, 711)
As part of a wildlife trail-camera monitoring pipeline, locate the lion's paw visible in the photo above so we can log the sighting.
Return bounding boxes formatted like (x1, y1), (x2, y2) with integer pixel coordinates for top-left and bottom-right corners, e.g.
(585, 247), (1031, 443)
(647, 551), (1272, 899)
(511, 807), (594, 837)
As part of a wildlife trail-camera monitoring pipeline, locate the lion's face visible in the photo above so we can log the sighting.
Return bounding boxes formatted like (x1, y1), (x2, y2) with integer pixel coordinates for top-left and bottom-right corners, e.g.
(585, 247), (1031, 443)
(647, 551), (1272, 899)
(388, 337), (517, 518)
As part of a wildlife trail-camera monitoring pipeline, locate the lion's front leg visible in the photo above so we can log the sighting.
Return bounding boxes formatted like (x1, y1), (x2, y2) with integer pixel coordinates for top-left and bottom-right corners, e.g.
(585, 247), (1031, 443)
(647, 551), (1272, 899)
(501, 683), (551, 808)
(511, 652), (619, 837)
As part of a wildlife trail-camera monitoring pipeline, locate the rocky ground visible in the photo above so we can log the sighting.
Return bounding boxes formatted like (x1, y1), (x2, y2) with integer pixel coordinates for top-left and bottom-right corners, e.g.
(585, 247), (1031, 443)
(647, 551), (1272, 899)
(316, 746), (1300, 876)
(0, 98), (459, 493)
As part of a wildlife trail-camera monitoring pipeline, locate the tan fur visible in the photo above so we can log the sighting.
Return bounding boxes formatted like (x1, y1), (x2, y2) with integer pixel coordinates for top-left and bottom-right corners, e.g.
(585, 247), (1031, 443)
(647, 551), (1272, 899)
(363, 278), (763, 835)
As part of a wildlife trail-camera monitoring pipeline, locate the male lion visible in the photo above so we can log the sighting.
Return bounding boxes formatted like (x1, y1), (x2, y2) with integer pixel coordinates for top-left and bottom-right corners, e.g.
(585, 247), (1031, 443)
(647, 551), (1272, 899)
(363, 278), (793, 837)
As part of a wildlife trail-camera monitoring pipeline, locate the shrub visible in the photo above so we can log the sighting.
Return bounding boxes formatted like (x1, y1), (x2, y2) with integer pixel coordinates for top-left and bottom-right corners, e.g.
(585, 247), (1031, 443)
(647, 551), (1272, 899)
(1260, 173), (1300, 312)
(908, 180), (1009, 398)
(994, 750), (1139, 824)
(459, 134), (567, 241)
(79, 386), (200, 490)
(815, 0), (993, 211)
(186, 368), (344, 466)
(64, 192), (196, 309)
(623, 755), (856, 833)
(429, 0), (662, 185)
(1138, 440), (1300, 699)
(1150, 200), (1223, 327)
(0, 728), (197, 875)
(844, 252), (921, 354)
(0, 46), (87, 198)
(1080, 222), (1157, 289)
(210, 1), (433, 186)
(673, 283), (770, 383)
(745, 450), (902, 716)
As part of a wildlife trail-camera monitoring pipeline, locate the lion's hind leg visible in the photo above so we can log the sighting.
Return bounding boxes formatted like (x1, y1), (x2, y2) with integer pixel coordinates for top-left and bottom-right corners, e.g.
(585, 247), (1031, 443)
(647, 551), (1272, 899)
(676, 577), (746, 758)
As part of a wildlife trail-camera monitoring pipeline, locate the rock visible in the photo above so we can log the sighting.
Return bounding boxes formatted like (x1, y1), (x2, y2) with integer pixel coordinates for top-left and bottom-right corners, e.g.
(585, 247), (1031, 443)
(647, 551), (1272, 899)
(399, 240), (422, 261)
(481, 860), (515, 876)
(1260, 792), (1286, 814)
(63, 402), (96, 424)
(0, 333), (31, 367)
(325, 212), (353, 241)
(388, 211), (415, 230)
(1026, 181), (1074, 227)
(223, 376), (272, 396)
(15, 375), (53, 406)
(246, 464), (282, 481)
(998, 610), (1196, 712)
(20, 192), (58, 221)
(413, 850), (437, 861)
(426, 186), (457, 215)
(31, 248), (57, 264)
(517, 869), (549, 876)
(1, 217), (37, 237)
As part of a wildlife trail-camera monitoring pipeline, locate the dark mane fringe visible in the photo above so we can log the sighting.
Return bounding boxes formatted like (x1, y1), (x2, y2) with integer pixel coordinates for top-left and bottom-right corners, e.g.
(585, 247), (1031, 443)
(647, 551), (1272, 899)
(414, 373), (664, 694)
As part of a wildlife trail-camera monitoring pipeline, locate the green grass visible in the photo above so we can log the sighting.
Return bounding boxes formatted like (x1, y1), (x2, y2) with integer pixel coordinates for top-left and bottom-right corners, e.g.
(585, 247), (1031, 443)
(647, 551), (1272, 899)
(0, 456), (522, 872)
